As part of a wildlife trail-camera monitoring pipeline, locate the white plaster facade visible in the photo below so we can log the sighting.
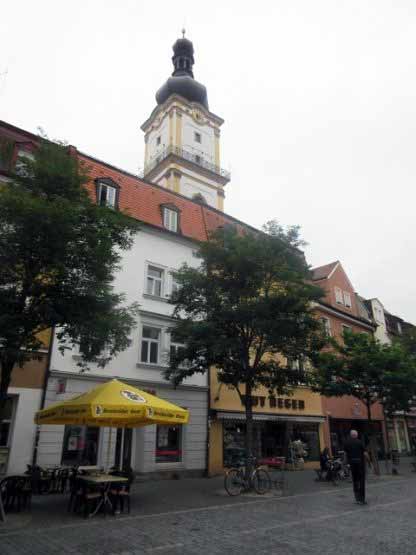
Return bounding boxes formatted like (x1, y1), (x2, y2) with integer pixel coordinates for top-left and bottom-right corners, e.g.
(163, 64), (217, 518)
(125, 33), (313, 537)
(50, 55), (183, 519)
(37, 225), (208, 475)
(4, 387), (42, 474)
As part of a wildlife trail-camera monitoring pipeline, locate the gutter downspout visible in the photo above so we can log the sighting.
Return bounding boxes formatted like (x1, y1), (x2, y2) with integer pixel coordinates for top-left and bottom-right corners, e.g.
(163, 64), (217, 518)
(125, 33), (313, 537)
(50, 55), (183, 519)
(32, 326), (55, 466)
(205, 366), (211, 477)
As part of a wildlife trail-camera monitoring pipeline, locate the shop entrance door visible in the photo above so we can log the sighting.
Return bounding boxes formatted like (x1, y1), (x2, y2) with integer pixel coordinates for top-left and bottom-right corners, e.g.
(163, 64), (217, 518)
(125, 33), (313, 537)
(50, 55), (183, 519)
(115, 428), (133, 471)
(261, 422), (287, 457)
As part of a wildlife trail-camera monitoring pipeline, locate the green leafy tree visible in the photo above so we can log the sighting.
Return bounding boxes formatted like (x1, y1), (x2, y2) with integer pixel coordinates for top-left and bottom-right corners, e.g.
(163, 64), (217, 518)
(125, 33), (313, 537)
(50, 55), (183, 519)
(398, 326), (416, 357)
(311, 330), (416, 471)
(165, 222), (324, 478)
(0, 137), (140, 418)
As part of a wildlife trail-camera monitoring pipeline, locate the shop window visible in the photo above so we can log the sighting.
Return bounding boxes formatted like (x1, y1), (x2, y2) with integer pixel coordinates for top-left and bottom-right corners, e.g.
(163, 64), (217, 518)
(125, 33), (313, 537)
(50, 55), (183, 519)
(289, 423), (320, 461)
(61, 426), (99, 466)
(156, 424), (182, 462)
(223, 423), (247, 467)
(141, 325), (161, 364)
(0, 397), (14, 447)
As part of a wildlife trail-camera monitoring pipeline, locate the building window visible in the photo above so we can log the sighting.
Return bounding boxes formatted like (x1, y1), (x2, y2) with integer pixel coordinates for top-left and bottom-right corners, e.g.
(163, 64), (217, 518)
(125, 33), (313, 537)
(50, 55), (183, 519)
(195, 154), (201, 165)
(141, 326), (161, 364)
(194, 132), (201, 143)
(335, 287), (343, 305)
(146, 265), (164, 297)
(0, 397), (14, 447)
(97, 181), (117, 208)
(343, 292), (352, 308)
(342, 324), (352, 335)
(163, 207), (178, 233)
(61, 426), (99, 466)
(156, 424), (182, 462)
(156, 136), (161, 146)
(320, 317), (332, 337)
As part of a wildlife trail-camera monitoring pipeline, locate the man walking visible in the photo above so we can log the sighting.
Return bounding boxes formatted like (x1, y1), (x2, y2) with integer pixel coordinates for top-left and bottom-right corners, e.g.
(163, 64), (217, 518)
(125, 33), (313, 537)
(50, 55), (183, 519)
(343, 430), (367, 505)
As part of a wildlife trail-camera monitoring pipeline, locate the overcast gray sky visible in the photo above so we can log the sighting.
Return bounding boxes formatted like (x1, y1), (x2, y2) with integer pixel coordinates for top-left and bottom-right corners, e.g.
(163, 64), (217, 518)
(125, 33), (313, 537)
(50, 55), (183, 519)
(1, 1), (415, 322)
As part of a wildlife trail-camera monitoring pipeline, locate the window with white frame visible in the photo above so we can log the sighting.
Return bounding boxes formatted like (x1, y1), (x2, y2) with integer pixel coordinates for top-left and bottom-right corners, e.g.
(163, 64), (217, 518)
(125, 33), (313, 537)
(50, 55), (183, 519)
(343, 291), (352, 308)
(335, 287), (343, 305)
(97, 181), (117, 208)
(146, 265), (164, 297)
(163, 207), (178, 233)
(140, 326), (161, 364)
(320, 317), (332, 337)
(194, 131), (201, 143)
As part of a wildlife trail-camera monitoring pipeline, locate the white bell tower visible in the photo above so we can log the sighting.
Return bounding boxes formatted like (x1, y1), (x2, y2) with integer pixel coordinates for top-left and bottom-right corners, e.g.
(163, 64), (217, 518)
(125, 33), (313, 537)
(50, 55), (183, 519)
(140, 33), (230, 211)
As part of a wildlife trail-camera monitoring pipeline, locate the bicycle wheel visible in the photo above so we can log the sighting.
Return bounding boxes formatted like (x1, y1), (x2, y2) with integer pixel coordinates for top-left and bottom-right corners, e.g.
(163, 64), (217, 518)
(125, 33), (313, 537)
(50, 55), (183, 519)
(252, 468), (271, 494)
(224, 469), (244, 496)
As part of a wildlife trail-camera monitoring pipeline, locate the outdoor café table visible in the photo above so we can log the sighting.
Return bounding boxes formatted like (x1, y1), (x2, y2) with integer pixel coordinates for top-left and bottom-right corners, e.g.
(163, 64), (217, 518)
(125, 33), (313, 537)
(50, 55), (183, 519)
(78, 474), (128, 517)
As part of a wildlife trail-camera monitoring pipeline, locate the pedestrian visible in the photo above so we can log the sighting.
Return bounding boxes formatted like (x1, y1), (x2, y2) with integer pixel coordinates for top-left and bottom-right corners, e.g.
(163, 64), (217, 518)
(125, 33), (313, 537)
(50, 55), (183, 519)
(343, 429), (368, 505)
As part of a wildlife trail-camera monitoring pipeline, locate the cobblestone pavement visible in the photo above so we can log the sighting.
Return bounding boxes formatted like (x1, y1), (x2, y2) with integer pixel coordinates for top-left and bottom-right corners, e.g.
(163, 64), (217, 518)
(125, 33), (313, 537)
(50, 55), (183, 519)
(1, 472), (415, 555)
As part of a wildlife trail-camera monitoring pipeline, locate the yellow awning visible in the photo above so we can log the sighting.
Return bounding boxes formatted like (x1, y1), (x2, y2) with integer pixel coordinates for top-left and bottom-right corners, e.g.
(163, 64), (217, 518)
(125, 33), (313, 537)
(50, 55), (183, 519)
(34, 379), (189, 427)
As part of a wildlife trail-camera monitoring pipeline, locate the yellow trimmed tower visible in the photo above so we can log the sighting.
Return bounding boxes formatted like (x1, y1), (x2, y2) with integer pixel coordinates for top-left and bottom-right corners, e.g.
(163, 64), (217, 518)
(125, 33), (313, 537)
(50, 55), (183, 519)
(141, 32), (230, 211)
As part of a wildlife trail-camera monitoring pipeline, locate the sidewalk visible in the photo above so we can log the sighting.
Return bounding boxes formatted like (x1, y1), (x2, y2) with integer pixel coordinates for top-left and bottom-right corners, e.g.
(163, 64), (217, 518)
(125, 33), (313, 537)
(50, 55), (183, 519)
(1, 457), (414, 534)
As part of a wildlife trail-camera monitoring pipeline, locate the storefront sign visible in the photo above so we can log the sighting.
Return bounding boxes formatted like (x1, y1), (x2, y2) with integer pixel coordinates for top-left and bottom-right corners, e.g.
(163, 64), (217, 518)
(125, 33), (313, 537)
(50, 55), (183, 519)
(241, 395), (305, 411)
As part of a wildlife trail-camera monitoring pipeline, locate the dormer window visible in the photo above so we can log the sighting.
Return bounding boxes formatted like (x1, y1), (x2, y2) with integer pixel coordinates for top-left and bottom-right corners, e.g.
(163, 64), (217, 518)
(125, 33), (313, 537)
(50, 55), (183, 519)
(95, 178), (119, 209)
(162, 206), (179, 233)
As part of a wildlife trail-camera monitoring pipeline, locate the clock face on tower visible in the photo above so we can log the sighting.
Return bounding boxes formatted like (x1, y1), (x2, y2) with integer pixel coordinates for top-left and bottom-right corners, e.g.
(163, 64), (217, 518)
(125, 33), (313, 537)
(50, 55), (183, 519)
(192, 109), (206, 124)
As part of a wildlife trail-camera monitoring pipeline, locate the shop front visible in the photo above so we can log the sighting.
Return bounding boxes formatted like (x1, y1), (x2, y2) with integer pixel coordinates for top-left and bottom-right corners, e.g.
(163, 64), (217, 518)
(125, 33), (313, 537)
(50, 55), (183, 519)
(322, 396), (387, 458)
(37, 373), (207, 477)
(208, 372), (325, 475)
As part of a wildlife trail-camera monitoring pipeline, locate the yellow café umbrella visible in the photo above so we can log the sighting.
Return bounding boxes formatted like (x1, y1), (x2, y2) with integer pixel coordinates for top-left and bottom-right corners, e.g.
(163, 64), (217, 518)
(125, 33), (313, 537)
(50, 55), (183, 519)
(35, 379), (189, 427)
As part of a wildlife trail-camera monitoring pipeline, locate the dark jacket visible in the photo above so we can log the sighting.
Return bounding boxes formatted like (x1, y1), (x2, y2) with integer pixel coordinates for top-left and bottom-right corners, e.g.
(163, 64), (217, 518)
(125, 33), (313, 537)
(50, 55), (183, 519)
(343, 438), (365, 465)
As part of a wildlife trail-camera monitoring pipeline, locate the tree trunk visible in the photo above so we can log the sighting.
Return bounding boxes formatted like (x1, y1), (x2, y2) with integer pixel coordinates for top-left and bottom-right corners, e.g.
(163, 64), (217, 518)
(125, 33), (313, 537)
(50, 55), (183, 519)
(366, 400), (380, 476)
(244, 382), (254, 484)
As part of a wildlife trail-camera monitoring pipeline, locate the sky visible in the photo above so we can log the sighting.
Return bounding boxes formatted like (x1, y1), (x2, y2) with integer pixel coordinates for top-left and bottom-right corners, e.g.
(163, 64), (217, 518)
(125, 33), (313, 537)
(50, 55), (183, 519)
(1, 0), (415, 322)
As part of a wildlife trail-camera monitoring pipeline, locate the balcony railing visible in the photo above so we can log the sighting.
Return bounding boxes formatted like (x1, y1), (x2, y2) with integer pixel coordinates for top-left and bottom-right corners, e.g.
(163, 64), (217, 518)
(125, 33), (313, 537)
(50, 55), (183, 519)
(143, 145), (230, 181)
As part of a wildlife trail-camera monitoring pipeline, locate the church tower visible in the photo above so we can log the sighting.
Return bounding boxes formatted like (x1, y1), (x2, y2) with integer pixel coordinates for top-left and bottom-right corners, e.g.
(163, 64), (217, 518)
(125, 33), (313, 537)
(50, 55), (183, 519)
(140, 33), (230, 211)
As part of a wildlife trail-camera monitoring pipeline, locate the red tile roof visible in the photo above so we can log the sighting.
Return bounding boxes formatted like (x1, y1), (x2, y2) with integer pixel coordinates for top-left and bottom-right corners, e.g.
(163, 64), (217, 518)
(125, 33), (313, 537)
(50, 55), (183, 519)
(0, 119), (255, 243)
(311, 261), (339, 281)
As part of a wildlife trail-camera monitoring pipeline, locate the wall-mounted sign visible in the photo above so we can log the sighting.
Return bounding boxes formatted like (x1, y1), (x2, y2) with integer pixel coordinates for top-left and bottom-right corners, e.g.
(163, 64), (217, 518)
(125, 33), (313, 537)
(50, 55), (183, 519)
(241, 395), (305, 411)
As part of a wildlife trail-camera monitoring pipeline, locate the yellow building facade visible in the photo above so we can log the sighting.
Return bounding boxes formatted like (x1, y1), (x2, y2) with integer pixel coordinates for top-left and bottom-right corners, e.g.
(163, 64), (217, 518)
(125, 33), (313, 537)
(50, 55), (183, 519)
(208, 370), (325, 475)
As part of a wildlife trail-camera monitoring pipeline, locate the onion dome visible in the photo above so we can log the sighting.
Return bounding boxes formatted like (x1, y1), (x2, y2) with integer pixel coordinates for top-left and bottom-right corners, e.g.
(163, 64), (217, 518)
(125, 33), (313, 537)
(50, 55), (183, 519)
(156, 32), (209, 110)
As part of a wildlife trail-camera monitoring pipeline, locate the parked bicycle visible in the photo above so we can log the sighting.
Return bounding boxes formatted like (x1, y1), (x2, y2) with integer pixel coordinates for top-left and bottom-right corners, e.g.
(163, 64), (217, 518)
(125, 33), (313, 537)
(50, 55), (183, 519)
(224, 457), (271, 496)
